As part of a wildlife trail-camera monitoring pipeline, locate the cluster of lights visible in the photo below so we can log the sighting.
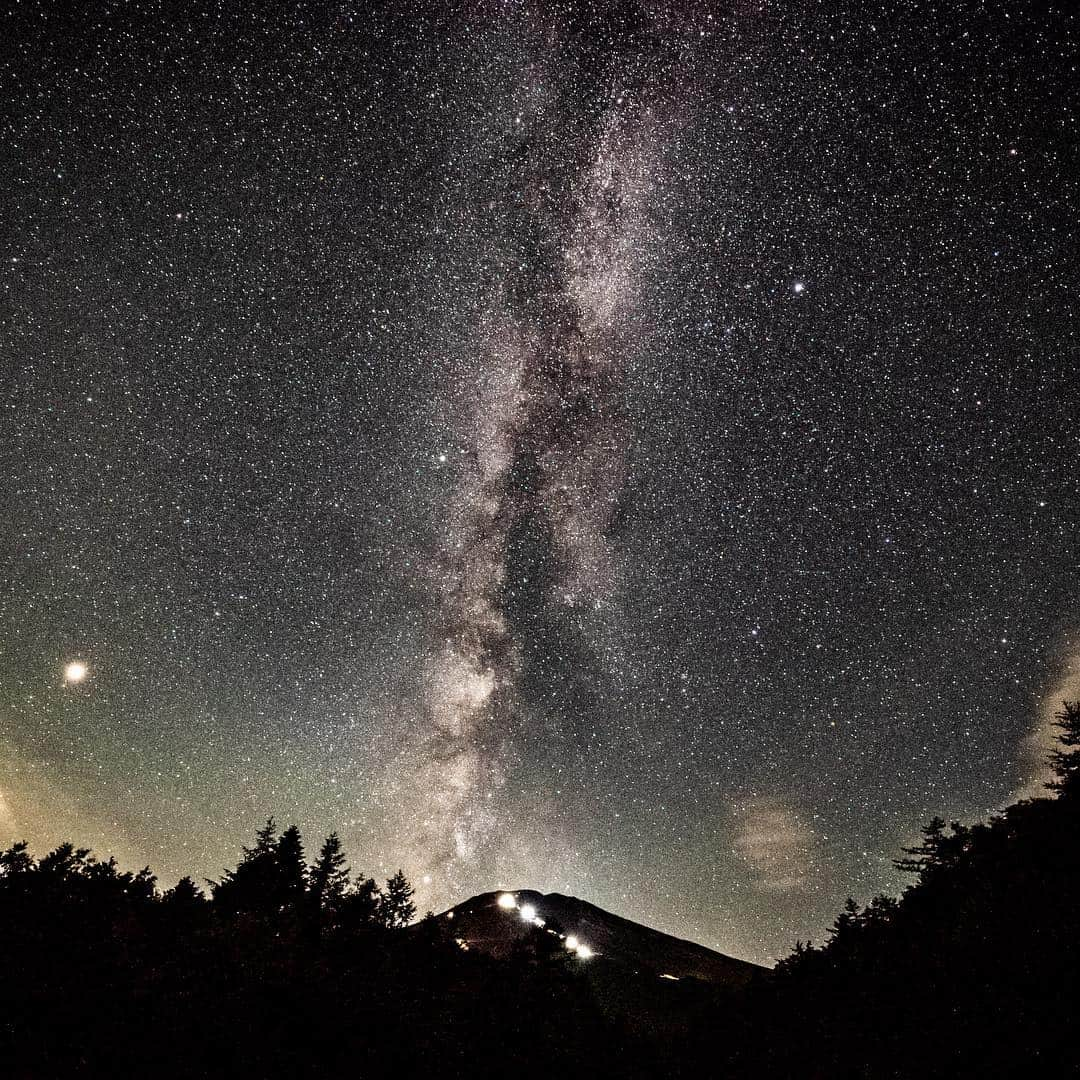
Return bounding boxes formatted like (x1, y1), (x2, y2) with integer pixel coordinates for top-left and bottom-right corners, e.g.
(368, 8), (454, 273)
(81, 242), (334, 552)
(496, 892), (594, 960)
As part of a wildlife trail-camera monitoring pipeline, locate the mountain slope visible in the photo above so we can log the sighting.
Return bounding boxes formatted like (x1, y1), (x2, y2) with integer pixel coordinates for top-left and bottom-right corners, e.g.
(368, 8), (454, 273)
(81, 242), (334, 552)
(434, 889), (760, 986)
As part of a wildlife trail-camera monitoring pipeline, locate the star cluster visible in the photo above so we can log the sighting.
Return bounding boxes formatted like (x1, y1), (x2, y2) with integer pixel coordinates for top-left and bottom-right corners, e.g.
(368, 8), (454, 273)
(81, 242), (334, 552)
(1, 0), (1078, 964)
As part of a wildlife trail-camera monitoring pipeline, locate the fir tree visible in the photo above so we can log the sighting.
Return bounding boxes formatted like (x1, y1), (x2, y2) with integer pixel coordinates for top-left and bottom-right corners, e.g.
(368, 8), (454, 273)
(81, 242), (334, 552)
(253, 817), (276, 852)
(343, 876), (382, 928)
(825, 897), (864, 959)
(275, 825), (307, 908)
(1047, 700), (1080, 797)
(894, 817), (947, 875)
(379, 870), (416, 928)
(308, 832), (350, 915)
(212, 818), (283, 913)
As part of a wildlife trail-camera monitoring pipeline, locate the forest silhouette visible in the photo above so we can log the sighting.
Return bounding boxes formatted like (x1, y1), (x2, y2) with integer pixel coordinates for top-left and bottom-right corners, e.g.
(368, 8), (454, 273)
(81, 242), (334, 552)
(2, 702), (1078, 1078)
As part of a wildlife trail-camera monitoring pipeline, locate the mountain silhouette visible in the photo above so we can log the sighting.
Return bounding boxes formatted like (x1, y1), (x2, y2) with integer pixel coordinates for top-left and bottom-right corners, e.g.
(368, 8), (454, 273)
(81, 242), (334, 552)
(433, 888), (760, 986)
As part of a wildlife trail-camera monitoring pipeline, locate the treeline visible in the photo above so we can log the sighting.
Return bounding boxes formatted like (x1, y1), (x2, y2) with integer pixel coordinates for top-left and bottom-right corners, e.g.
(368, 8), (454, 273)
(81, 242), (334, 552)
(2, 822), (418, 934)
(193, 820), (417, 928)
(0, 816), (641, 1078)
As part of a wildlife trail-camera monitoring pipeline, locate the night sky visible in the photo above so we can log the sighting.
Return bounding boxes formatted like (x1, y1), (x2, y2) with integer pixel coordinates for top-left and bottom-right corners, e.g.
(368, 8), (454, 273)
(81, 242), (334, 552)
(2, 0), (1078, 965)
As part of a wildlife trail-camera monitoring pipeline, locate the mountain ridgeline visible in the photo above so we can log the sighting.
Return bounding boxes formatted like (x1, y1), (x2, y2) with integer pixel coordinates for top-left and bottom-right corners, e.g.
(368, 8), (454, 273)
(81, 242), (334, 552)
(433, 888), (759, 985)
(1, 701), (1078, 1077)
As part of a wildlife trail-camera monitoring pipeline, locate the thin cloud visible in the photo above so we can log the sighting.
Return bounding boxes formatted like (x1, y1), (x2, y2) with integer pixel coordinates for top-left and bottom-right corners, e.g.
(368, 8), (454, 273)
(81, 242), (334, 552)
(732, 798), (817, 893)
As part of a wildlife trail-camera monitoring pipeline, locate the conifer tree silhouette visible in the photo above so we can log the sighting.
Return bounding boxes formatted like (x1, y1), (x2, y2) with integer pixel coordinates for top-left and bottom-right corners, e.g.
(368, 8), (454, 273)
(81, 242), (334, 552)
(1047, 700), (1080, 797)
(379, 870), (416, 928)
(308, 832), (350, 917)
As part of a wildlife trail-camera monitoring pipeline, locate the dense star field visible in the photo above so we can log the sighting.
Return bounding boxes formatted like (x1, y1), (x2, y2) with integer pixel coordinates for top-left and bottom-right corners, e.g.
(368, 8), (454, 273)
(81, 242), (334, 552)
(1, 1), (1077, 965)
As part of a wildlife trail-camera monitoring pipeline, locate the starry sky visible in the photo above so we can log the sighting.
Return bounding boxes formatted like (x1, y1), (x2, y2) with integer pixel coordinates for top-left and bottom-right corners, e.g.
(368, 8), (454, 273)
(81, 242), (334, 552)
(2, 0), (1078, 965)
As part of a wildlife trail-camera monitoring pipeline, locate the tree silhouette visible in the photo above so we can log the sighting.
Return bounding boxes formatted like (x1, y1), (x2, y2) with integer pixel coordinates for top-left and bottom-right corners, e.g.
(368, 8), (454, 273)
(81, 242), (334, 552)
(893, 816), (946, 874)
(309, 832), (350, 917)
(827, 897), (861, 947)
(1047, 700), (1080, 797)
(0, 840), (33, 876)
(37, 841), (91, 877)
(379, 870), (416, 928)
(275, 824), (307, 909)
(162, 875), (205, 907)
(343, 875), (382, 928)
(212, 818), (294, 914)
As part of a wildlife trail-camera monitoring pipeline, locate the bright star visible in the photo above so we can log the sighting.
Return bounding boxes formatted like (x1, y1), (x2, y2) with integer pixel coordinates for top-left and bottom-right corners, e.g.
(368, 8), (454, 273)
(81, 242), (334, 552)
(64, 661), (88, 683)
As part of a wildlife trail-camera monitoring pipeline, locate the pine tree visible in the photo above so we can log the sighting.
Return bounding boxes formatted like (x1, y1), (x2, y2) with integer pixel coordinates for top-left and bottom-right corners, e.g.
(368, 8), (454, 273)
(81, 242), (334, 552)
(827, 897), (863, 953)
(309, 832), (350, 915)
(275, 825), (307, 908)
(1047, 700), (1080, 798)
(863, 893), (899, 927)
(252, 817), (277, 856)
(127, 866), (158, 902)
(894, 817), (947, 875)
(379, 870), (416, 929)
(213, 818), (282, 913)
(775, 938), (820, 978)
(343, 876), (382, 928)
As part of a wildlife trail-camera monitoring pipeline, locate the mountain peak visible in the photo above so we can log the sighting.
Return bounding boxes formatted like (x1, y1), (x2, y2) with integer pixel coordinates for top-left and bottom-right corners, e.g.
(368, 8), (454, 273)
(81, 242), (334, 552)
(434, 888), (761, 985)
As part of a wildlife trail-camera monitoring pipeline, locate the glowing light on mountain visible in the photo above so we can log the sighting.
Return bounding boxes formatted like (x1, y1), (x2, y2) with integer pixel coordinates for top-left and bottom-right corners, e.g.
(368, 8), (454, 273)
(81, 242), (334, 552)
(490, 892), (592, 958)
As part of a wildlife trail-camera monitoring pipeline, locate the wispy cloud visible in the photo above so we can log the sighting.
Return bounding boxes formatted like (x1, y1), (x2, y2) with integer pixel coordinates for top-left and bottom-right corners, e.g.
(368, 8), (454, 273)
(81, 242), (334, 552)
(732, 798), (817, 893)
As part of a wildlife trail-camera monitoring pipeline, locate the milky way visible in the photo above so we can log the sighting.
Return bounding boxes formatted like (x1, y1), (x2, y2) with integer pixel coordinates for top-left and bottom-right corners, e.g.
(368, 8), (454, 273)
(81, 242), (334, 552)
(401, 12), (665, 888)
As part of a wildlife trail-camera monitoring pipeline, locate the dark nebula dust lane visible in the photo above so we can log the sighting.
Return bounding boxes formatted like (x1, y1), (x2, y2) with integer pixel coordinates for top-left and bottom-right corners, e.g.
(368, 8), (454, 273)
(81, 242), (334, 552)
(398, 9), (671, 891)
(1, 1), (1078, 964)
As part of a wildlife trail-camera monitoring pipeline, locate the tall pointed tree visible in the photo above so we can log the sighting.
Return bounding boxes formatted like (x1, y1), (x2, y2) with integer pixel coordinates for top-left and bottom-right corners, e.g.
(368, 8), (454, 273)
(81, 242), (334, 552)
(894, 817), (947, 876)
(379, 870), (416, 929)
(275, 825), (307, 908)
(343, 876), (382, 928)
(213, 818), (283, 913)
(309, 832), (350, 916)
(1047, 700), (1080, 798)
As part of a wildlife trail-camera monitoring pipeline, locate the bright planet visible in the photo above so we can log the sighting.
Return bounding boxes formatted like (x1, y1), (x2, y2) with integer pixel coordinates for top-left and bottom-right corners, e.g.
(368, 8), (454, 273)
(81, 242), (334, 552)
(63, 661), (88, 684)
